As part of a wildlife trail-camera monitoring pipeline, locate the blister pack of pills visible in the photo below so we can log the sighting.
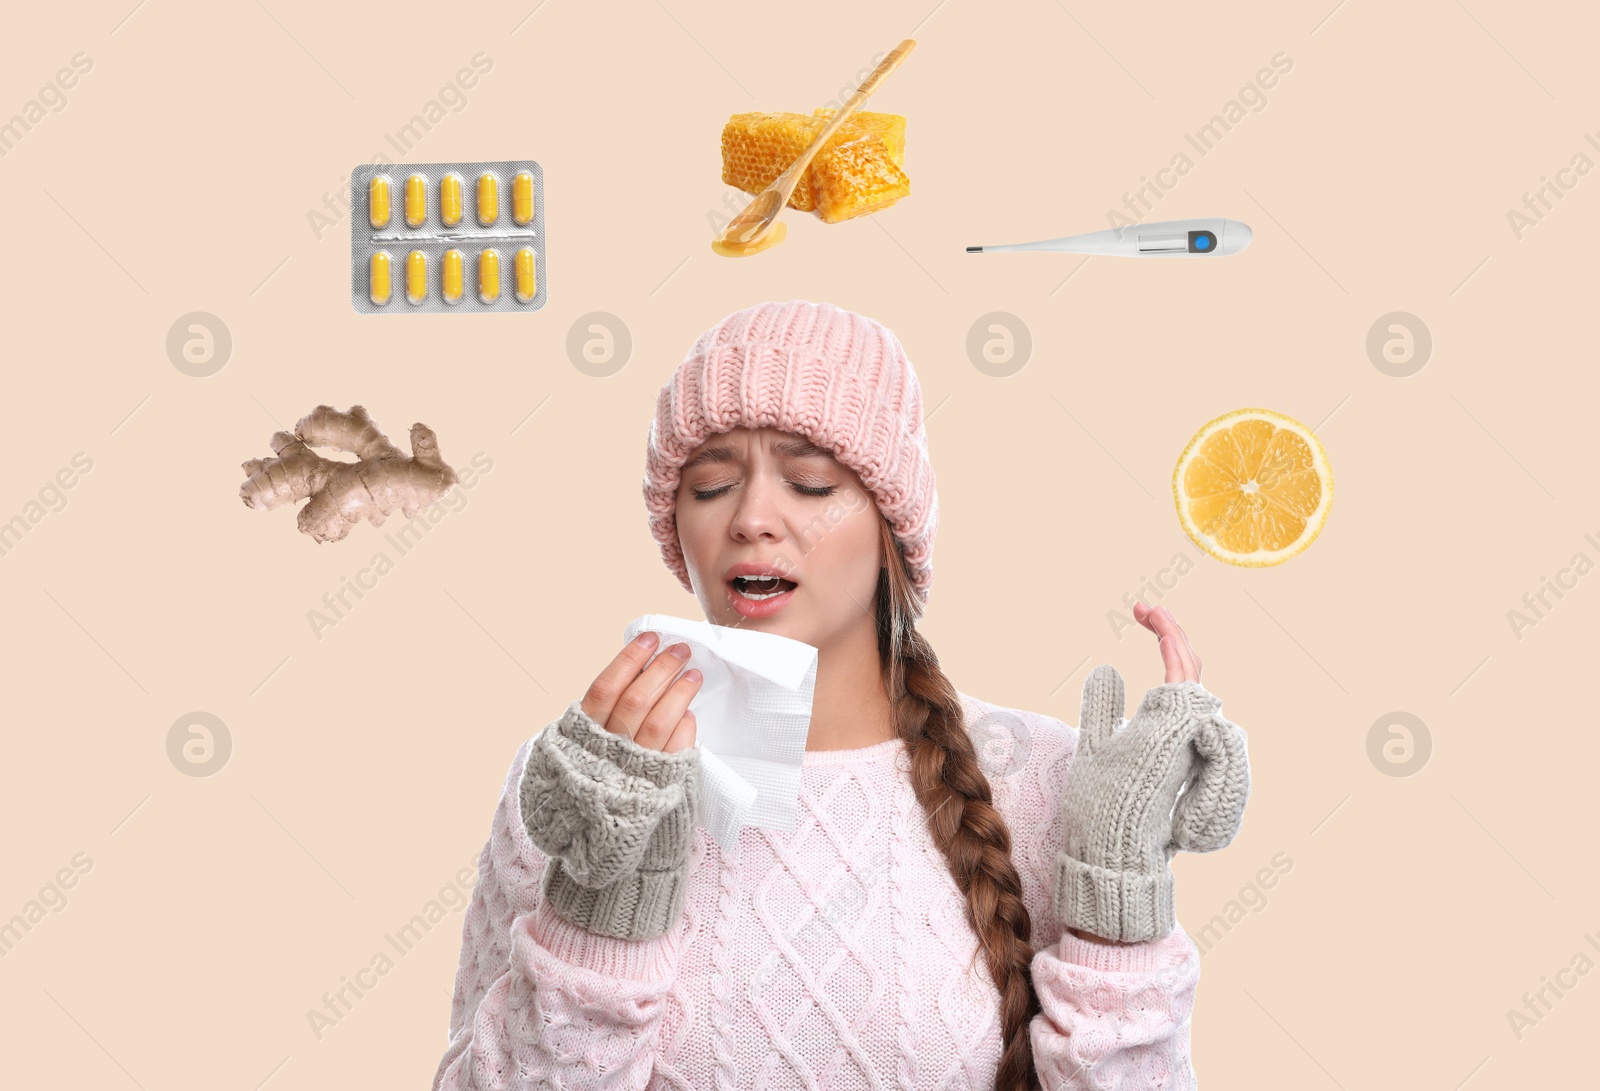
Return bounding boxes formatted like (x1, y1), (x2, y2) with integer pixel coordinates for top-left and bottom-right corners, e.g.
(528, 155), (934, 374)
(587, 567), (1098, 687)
(349, 160), (545, 314)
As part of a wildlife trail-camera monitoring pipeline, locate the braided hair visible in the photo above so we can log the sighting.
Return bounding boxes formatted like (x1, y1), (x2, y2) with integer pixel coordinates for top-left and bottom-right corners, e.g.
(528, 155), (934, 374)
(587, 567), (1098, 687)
(875, 516), (1041, 1090)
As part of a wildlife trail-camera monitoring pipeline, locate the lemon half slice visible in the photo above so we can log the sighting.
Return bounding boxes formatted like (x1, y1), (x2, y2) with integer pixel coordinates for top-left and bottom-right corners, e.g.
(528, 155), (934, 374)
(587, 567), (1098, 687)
(1173, 408), (1333, 566)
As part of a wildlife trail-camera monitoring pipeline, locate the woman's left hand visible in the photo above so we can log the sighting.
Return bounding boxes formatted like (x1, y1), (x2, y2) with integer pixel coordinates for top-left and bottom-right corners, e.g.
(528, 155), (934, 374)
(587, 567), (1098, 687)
(1062, 604), (1248, 940)
(1133, 601), (1202, 684)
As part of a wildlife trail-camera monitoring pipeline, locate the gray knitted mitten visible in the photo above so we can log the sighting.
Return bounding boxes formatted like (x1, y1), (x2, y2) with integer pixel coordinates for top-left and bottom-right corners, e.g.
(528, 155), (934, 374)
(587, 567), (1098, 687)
(518, 699), (701, 941)
(1054, 664), (1251, 943)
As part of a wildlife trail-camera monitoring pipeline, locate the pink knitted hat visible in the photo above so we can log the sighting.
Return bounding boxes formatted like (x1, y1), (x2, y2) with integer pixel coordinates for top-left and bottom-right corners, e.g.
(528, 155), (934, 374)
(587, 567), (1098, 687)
(644, 299), (939, 606)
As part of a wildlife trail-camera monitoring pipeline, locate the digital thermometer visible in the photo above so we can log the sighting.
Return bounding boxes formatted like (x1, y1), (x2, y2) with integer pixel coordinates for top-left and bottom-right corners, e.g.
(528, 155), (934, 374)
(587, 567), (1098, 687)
(966, 217), (1252, 257)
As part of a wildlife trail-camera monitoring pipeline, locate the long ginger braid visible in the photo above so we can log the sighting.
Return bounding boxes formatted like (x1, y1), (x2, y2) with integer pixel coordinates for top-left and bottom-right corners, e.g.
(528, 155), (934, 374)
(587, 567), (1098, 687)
(875, 517), (1042, 1090)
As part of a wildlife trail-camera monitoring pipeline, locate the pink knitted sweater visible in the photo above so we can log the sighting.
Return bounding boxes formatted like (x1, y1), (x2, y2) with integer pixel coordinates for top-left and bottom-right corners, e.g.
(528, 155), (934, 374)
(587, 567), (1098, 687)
(432, 692), (1201, 1090)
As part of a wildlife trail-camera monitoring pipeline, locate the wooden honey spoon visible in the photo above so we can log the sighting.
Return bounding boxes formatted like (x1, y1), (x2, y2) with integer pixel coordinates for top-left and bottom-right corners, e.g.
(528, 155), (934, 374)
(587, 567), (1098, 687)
(711, 38), (916, 258)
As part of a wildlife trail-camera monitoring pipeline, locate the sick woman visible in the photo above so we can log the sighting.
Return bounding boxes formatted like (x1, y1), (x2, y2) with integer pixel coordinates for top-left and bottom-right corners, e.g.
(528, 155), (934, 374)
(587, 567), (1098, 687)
(433, 299), (1252, 1090)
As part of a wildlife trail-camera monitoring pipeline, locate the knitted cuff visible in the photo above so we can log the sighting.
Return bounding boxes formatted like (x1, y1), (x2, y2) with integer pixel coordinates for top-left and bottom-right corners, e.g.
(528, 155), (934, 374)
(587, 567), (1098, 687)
(519, 700), (699, 896)
(542, 833), (694, 941)
(1053, 850), (1175, 944)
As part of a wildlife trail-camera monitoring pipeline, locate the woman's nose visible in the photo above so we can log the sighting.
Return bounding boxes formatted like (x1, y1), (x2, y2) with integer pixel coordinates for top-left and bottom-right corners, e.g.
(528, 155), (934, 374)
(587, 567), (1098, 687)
(727, 478), (785, 541)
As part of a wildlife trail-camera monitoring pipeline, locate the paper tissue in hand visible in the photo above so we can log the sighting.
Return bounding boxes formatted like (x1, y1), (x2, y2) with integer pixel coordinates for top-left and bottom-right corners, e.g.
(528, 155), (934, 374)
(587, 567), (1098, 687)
(622, 613), (817, 854)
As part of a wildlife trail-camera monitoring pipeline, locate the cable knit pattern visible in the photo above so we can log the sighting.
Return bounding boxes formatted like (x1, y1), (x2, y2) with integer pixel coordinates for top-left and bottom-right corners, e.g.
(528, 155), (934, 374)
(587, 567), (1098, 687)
(1054, 667), (1251, 944)
(889, 750), (919, 1089)
(711, 847), (741, 1091)
(434, 691), (1207, 1090)
(520, 699), (701, 940)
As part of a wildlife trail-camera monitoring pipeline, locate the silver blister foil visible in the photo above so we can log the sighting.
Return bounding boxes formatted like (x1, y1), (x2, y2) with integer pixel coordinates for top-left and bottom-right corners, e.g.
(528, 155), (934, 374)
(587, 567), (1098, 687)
(349, 160), (545, 314)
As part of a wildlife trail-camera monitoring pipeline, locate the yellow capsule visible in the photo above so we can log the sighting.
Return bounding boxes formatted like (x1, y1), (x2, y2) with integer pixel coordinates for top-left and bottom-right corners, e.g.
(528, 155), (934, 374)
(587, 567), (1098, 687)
(478, 249), (501, 304)
(441, 248), (464, 305)
(477, 171), (499, 226)
(512, 171), (534, 225)
(406, 250), (427, 305)
(405, 174), (426, 227)
(368, 175), (391, 229)
(439, 173), (462, 228)
(514, 247), (537, 302)
(369, 250), (392, 306)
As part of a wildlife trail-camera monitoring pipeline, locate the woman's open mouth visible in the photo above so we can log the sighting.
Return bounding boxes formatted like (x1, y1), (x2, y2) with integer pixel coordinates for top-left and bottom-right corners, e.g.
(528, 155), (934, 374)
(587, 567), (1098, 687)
(730, 575), (796, 600)
(726, 575), (799, 617)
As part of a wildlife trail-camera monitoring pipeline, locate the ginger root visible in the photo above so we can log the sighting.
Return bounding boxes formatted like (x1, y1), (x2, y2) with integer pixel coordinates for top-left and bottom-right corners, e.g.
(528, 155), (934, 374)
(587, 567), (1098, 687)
(239, 404), (459, 543)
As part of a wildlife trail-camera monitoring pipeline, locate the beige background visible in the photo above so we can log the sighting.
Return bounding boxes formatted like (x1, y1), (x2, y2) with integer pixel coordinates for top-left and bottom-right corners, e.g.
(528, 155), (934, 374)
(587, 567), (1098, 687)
(2, 0), (1594, 1086)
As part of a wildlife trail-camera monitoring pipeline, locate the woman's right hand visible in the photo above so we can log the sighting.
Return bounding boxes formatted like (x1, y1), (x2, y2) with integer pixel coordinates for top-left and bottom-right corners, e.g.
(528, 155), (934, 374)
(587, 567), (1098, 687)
(581, 632), (702, 754)
(523, 632), (706, 940)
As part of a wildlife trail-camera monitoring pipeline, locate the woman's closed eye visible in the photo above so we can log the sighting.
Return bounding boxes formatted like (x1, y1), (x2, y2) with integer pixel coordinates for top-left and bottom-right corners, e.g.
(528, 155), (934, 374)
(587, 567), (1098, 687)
(690, 481), (836, 500)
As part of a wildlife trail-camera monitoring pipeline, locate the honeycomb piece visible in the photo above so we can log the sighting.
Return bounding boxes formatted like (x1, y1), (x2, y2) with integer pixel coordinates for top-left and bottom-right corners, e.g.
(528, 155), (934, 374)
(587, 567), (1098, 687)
(813, 133), (910, 223)
(813, 108), (906, 167)
(721, 111), (827, 211)
(721, 110), (911, 213)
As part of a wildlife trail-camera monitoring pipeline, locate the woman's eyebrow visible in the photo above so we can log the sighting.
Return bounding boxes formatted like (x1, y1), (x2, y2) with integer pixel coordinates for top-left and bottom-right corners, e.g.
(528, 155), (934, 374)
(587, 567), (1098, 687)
(683, 438), (832, 470)
(772, 438), (834, 460)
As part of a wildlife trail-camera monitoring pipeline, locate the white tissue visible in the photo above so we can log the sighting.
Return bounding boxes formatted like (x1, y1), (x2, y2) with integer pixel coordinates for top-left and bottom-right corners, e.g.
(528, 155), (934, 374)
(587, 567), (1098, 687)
(622, 614), (817, 854)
